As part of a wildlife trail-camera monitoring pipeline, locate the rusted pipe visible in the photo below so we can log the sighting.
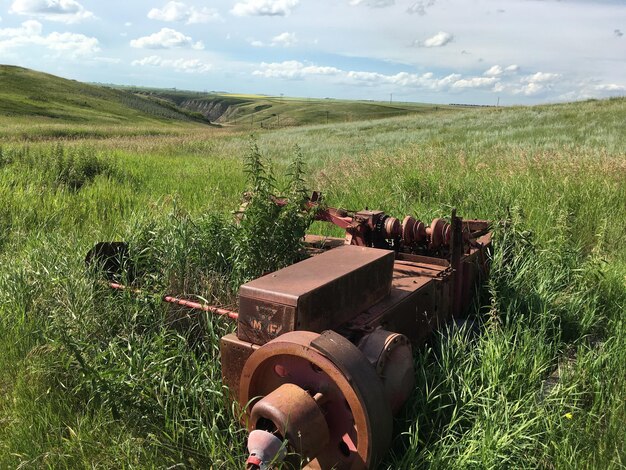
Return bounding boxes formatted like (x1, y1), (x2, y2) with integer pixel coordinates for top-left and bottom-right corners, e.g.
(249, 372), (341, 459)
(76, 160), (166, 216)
(163, 295), (239, 320)
(109, 282), (142, 294)
(108, 282), (238, 320)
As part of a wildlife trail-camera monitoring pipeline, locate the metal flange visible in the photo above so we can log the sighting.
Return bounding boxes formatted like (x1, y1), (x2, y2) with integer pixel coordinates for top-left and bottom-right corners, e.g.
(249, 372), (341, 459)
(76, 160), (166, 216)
(240, 330), (392, 469)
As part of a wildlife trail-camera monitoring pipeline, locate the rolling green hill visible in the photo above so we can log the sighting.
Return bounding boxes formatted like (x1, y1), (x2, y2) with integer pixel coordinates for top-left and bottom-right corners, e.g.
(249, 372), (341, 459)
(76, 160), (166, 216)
(1, 65), (459, 135)
(128, 88), (457, 127)
(0, 65), (210, 125)
(219, 95), (454, 127)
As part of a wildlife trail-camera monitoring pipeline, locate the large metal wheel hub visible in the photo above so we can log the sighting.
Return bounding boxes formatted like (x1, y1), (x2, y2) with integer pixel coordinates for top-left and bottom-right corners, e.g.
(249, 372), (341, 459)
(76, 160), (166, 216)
(240, 331), (392, 470)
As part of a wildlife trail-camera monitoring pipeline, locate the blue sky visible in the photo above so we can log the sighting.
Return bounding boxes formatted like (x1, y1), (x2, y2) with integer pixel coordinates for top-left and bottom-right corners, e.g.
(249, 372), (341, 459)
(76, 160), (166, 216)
(0, 0), (624, 104)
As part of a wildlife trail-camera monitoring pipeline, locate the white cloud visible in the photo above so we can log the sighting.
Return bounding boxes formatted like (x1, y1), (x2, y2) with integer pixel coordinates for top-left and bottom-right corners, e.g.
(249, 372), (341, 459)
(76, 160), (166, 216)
(347, 70), (463, 90)
(0, 19), (98, 57)
(417, 31), (453, 47)
(9, 0), (93, 24)
(426, 73), (461, 90)
(231, 0), (299, 17)
(45, 31), (99, 55)
(148, 2), (221, 24)
(0, 19), (42, 38)
(484, 64), (519, 77)
(253, 60), (341, 79)
(349, 0), (395, 7)
(346, 70), (386, 84)
(484, 65), (503, 77)
(558, 80), (626, 102)
(271, 32), (297, 46)
(250, 59), (604, 102)
(513, 71), (561, 96)
(593, 83), (626, 92)
(407, 0), (435, 15)
(132, 55), (212, 73)
(248, 31), (297, 48)
(522, 72), (560, 83)
(493, 82), (505, 93)
(130, 28), (203, 50)
(251, 61), (501, 93)
(519, 82), (545, 96)
(452, 77), (497, 89)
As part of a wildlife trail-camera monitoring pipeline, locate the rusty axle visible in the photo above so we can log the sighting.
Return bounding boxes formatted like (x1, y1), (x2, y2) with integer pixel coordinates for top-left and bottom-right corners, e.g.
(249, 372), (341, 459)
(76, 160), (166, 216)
(108, 282), (239, 320)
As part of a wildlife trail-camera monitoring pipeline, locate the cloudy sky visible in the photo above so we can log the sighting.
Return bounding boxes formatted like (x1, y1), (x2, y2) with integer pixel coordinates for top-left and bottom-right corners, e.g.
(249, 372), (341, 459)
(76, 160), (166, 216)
(0, 0), (624, 104)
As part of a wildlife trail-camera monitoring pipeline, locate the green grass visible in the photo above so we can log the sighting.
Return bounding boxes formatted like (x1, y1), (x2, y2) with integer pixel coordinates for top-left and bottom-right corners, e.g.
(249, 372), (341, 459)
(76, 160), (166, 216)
(0, 65), (458, 141)
(0, 65), (212, 133)
(0, 79), (624, 469)
(112, 86), (457, 128)
(215, 96), (455, 127)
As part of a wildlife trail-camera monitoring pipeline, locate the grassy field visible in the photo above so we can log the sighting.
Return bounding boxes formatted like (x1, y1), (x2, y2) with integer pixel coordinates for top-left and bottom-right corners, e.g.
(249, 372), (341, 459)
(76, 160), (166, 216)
(0, 66), (214, 127)
(1, 65), (454, 141)
(0, 68), (624, 469)
(107, 88), (455, 128)
(208, 95), (455, 127)
(100, 77), (458, 127)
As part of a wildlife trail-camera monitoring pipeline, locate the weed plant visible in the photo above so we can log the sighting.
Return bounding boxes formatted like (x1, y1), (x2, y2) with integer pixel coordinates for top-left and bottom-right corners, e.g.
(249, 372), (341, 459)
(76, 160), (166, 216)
(120, 140), (314, 295)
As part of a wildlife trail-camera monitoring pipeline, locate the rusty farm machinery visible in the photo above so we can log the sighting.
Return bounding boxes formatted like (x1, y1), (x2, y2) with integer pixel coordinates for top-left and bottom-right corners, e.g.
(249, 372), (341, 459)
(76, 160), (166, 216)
(87, 192), (492, 469)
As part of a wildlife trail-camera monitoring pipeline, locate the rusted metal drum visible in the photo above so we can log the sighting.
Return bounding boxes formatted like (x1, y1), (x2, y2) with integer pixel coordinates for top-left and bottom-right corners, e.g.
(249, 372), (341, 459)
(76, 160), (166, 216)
(427, 218), (451, 249)
(239, 331), (392, 470)
(357, 329), (414, 415)
(249, 383), (330, 460)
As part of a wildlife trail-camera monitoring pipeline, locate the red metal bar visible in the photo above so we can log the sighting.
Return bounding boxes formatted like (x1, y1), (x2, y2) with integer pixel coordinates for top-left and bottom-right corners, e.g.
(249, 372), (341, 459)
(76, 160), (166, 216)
(109, 282), (142, 294)
(108, 282), (238, 320)
(163, 295), (239, 320)
(314, 207), (354, 230)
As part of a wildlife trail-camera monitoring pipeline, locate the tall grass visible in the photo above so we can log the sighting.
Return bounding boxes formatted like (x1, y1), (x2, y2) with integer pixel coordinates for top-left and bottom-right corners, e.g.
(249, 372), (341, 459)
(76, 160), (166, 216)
(387, 211), (625, 469)
(1, 97), (624, 468)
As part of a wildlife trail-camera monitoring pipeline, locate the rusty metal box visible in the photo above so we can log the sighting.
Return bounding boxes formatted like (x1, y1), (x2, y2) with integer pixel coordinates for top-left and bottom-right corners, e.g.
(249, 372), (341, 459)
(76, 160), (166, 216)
(237, 245), (394, 344)
(220, 333), (259, 402)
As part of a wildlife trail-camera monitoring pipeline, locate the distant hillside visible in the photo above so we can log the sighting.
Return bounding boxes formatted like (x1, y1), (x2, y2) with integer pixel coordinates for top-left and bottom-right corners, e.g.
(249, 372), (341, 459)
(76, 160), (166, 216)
(0, 65), (458, 130)
(0, 65), (211, 125)
(115, 88), (458, 128)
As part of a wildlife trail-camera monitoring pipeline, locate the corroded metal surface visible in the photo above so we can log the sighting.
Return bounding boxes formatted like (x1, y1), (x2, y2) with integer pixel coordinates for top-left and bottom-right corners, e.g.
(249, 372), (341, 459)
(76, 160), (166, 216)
(237, 246), (394, 345)
(91, 195), (493, 469)
(249, 383), (330, 459)
(219, 333), (259, 400)
(240, 331), (392, 470)
(357, 329), (414, 415)
(228, 205), (491, 468)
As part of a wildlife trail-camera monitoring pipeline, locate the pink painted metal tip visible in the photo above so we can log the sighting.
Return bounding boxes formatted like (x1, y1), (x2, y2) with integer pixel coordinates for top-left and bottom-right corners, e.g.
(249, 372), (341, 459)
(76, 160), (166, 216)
(246, 429), (286, 469)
